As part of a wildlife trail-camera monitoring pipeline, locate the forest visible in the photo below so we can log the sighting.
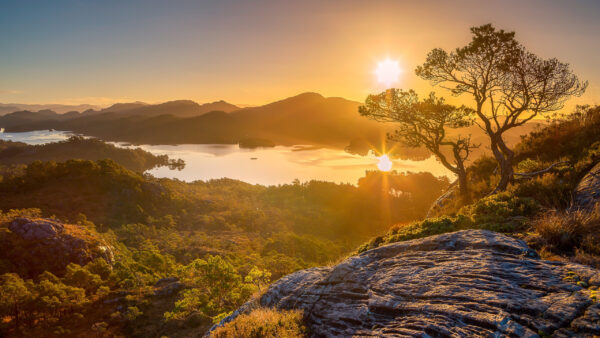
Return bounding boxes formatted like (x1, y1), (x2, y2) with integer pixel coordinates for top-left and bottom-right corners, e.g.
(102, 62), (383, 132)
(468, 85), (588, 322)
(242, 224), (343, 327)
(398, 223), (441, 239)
(0, 152), (448, 336)
(0, 136), (182, 172)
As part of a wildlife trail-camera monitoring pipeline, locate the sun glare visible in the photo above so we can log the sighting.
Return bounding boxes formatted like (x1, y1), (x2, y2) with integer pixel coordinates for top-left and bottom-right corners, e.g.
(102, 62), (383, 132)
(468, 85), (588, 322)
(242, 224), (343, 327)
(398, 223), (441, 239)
(377, 154), (393, 172)
(375, 58), (402, 87)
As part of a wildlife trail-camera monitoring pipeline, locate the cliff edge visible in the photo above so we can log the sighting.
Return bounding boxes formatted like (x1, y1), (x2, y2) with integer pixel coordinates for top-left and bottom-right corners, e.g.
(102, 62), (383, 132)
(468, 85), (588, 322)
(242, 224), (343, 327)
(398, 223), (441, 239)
(213, 230), (600, 337)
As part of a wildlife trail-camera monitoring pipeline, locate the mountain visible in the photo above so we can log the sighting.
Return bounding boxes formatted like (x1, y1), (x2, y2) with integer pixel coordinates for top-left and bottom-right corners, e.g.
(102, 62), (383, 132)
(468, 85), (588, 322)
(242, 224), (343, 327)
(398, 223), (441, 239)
(87, 99), (240, 117)
(0, 92), (385, 146)
(0, 105), (20, 115)
(0, 92), (540, 160)
(0, 103), (101, 115)
(96, 101), (148, 114)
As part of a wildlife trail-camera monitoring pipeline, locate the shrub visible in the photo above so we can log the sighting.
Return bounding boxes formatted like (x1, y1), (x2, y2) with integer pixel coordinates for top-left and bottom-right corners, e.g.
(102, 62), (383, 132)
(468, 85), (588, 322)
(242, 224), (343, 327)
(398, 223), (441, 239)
(466, 192), (539, 225)
(357, 215), (472, 253)
(211, 308), (306, 338)
(509, 173), (572, 209)
(516, 158), (544, 173)
(357, 193), (539, 253)
(533, 208), (600, 255)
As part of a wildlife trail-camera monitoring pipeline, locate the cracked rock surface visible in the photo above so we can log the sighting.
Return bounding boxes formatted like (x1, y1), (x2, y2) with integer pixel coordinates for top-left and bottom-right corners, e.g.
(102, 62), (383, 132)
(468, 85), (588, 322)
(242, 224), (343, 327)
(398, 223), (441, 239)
(574, 162), (600, 210)
(215, 230), (600, 337)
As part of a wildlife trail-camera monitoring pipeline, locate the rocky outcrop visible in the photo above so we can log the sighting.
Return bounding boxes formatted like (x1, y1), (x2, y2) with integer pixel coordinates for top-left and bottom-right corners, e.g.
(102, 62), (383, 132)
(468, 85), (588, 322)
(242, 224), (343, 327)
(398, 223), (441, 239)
(574, 162), (600, 210)
(9, 217), (65, 240)
(214, 230), (600, 337)
(4, 217), (114, 277)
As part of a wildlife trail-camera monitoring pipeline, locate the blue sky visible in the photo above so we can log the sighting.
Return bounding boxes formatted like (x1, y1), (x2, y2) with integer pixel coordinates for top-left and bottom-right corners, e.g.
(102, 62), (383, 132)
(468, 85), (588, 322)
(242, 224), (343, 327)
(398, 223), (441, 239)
(1, 0), (599, 107)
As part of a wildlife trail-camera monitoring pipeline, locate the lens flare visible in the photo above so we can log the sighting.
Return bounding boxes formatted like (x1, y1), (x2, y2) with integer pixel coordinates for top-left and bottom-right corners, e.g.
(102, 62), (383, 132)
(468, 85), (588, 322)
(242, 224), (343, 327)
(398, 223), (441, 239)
(377, 154), (393, 171)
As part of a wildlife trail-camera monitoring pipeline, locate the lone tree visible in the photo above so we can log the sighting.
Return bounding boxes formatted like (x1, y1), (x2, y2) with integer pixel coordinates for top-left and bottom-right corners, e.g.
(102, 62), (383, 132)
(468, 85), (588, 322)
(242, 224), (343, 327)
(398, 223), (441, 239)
(360, 89), (477, 201)
(416, 24), (587, 192)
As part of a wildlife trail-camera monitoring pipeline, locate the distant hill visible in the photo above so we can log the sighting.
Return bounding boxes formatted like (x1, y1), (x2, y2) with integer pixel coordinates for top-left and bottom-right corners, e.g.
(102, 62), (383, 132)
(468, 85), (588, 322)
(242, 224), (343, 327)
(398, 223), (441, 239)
(0, 103), (101, 115)
(85, 99), (240, 117)
(0, 93), (541, 160)
(0, 136), (178, 172)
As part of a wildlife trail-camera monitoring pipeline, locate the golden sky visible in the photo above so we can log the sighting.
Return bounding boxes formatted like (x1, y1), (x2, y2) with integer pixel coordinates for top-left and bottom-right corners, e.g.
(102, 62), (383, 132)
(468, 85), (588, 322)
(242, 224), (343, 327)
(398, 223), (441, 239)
(1, 0), (599, 109)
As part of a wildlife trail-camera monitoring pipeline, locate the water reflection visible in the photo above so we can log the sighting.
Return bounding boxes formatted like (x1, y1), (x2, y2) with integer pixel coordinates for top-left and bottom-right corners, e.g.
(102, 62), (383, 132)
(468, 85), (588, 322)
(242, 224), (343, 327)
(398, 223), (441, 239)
(0, 130), (454, 186)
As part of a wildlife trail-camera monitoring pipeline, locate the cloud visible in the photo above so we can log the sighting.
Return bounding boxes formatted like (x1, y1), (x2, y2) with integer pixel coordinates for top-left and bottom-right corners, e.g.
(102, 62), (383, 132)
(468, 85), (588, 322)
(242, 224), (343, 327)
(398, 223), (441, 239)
(0, 89), (23, 95)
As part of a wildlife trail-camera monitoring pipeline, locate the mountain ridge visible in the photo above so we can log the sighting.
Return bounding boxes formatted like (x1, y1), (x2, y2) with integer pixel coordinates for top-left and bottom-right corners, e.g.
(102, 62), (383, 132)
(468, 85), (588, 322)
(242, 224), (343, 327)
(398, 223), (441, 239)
(0, 92), (539, 160)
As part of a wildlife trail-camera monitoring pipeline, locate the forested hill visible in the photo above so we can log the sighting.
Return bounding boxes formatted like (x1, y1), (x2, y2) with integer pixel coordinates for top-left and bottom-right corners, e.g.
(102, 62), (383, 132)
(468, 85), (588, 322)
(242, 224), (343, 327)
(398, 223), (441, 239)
(0, 136), (181, 172)
(0, 159), (449, 336)
(0, 93), (388, 149)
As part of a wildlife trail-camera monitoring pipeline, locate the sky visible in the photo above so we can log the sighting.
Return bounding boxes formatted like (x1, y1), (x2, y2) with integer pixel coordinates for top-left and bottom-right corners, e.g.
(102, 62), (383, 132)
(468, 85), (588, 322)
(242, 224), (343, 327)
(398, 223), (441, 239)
(1, 0), (600, 108)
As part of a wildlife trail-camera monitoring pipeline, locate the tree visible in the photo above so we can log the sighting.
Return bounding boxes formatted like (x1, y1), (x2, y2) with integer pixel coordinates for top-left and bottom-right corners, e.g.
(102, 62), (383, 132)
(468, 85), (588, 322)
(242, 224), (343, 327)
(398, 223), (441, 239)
(63, 263), (103, 294)
(416, 24), (587, 192)
(0, 273), (35, 331)
(244, 266), (271, 293)
(170, 255), (244, 319)
(360, 90), (477, 201)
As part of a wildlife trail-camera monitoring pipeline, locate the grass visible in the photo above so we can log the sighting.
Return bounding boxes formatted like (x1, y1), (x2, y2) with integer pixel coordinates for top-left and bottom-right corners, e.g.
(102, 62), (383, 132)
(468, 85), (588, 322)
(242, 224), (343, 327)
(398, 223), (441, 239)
(530, 207), (600, 267)
(357, 192), (538, 253)
(211, 308), (306, 338)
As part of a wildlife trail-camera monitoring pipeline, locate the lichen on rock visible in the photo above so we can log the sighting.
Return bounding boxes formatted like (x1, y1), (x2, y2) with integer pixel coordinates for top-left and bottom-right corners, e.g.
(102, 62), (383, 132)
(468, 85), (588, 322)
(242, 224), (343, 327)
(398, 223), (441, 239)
(213, 230), (600, 337)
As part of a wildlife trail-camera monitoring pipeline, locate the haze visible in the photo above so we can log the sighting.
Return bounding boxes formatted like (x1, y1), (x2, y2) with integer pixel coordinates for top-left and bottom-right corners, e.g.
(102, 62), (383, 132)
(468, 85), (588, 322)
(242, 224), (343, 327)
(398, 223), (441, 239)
(1, 0), (599, 107)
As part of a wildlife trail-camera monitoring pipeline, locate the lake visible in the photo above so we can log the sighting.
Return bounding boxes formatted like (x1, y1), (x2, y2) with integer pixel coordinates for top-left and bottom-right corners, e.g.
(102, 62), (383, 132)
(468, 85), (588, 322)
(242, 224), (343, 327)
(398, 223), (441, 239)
(0, 130), (454, 186)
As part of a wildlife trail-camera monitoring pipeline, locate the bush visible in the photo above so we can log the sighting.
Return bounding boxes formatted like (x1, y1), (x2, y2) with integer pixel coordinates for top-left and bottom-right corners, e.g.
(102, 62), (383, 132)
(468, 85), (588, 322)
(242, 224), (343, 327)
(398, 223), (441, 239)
(357, 215), (472, 253)
(510, 173), (572, 209)
(357, 192), (539, 253)
(465, 192), (539, 225)
(211, 308), (306, 338)
(533, 208), (600, 256)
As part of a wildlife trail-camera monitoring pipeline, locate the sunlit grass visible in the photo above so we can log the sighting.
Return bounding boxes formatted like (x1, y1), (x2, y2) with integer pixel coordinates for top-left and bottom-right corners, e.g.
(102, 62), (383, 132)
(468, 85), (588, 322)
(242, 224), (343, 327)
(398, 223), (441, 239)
(211, 308), (306, 338)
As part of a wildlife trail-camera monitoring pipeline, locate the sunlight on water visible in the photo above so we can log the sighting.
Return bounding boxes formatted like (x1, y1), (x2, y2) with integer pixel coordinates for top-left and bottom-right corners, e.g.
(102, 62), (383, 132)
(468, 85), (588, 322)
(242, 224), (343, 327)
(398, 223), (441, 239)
(0, 130), (73, 145)
(134, 144), (454, 185)
(0, 130), (454, 186)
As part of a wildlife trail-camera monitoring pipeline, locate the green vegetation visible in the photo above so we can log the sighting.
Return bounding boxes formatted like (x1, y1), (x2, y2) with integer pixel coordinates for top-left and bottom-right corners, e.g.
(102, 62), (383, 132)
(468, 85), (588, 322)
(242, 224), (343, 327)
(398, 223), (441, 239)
(360, 90), (477, 201)
(0, 104), (599, 336)
(416, 24), (586, 192)
(0, 156), (447, 336)
(211, 308), (306, 338)
(358, 105), (600, 269)
(0, 136), (182, 172)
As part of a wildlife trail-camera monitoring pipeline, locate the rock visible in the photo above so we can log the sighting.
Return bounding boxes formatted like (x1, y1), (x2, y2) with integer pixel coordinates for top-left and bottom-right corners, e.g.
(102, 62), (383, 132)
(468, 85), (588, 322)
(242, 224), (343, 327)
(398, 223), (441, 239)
(9, 217), (64, 240)
(4, 217), (114, 277)
(213, 230), (600, 337)
(425, 180), (459, 218)
(574, 162), (600, 210)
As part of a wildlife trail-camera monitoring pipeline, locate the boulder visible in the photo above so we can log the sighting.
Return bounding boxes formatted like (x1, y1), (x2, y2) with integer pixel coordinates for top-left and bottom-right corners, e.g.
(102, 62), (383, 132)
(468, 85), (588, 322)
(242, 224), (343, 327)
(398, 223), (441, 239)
(574, 162), (600, 210)
(4, 217), (114, 277)
(214, 230), (600, 337)
(9, 217), (64, 240)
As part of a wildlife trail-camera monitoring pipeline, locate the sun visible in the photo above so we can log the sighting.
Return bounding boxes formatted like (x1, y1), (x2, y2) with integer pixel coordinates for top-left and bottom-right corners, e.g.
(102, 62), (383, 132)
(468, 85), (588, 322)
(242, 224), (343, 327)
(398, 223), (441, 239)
(377, 154), (393, 172)
(375, 58), (402, 87)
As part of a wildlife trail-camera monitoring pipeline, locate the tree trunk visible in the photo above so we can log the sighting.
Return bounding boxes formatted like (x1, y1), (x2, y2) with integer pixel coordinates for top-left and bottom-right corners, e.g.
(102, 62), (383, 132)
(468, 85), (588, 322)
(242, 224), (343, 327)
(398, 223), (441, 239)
(494, 157), (514, 192)
(457, 169), (470, 203)
(490, 134), (514, 193)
